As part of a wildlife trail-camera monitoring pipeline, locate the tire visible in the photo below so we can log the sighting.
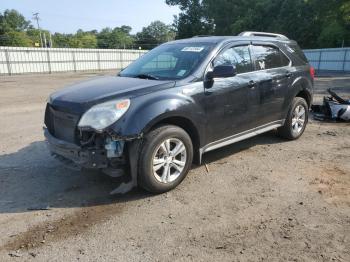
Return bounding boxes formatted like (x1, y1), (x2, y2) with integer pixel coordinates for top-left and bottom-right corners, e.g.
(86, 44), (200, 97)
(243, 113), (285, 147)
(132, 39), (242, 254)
(277, 97), (309, 140)
(138, 125), (193, 193)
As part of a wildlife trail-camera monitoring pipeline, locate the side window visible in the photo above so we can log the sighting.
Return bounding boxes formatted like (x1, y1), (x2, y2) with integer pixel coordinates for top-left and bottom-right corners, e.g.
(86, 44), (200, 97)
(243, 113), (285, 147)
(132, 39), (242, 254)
(251, 45), (290, 70)
(213, 45), (253, 74)
(285, 43), (308, 65)
(280, 51), (290, 66)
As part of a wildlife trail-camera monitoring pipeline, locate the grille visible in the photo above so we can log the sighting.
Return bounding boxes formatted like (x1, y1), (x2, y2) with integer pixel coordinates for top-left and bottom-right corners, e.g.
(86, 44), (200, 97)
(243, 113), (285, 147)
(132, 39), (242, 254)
(44, 104), (80, 144)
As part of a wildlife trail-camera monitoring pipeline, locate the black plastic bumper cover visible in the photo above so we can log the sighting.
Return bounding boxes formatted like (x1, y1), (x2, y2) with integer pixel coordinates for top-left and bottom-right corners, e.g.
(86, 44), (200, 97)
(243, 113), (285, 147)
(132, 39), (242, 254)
(44, 128), (109, 169)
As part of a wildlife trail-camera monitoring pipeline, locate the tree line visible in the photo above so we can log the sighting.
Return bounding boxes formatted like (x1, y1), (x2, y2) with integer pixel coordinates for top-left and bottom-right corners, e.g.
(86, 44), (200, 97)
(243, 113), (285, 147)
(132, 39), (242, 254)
(0, 9), (175, 49)
(1, 0), (349, 49)
(166, 0), (350, 48)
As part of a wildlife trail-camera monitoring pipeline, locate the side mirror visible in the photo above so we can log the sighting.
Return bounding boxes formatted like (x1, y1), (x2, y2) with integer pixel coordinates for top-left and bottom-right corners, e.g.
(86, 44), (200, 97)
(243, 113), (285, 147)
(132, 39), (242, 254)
(207, 65), (237, 79)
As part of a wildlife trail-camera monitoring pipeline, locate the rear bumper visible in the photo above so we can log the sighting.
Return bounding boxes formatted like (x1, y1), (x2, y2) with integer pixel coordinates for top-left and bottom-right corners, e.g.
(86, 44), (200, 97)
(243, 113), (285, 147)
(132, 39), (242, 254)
(44, 128), (109, 169)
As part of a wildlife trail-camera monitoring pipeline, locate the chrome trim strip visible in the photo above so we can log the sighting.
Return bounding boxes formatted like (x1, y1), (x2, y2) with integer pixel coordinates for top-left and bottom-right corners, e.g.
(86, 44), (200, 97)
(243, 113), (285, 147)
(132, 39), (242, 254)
(202, 120), (283, 154)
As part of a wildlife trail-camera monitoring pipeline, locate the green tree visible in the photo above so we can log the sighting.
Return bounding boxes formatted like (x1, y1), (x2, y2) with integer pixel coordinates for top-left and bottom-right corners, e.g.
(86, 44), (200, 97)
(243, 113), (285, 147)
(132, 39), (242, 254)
(52, 32), (73, 48)
(0, 9), (32, 33)
(97, 26), (134, 49)
(318, 21), (347, 48)
(0, 30), (32, 46)
(51, 30), (97, 48)
(72, 29), (97, 48)
(166, 0), (214, 38)
(270, 0), (318, 48)
(0, 9), (136, 49)
(0, 9), (33, 46)
(75, 33), (97, 48)
(167, 0), (350, 48)
(136, 20), (176, 49)
(26, 28), (53, 47)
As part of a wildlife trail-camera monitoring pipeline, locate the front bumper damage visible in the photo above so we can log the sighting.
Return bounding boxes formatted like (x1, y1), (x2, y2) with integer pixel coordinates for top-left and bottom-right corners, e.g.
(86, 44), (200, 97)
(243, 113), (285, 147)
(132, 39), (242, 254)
(44, 127), (127, 170)
(44, 127), (142, 194)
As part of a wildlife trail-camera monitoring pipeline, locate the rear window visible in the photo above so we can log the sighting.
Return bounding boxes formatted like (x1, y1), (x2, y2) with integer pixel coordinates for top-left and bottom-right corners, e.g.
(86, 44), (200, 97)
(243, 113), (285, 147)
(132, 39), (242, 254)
(285, 44), (308, 65)
(251, 45), (290, 70)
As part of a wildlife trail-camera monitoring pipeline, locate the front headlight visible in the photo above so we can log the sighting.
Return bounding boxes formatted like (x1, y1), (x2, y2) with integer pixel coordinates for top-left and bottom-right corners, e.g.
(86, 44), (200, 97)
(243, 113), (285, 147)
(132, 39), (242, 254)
(78, 99), (130, 132)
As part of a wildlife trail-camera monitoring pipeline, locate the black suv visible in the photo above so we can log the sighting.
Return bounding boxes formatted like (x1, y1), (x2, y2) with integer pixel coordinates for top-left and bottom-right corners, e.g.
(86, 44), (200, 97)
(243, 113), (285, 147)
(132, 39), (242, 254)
(44, 31), (314, 194)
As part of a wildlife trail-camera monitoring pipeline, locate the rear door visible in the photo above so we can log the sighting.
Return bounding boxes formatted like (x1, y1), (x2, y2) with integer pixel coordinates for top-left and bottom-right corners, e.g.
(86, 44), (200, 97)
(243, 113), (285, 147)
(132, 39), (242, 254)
(250, 43), (292, 125)
(204, 43), (260, 143)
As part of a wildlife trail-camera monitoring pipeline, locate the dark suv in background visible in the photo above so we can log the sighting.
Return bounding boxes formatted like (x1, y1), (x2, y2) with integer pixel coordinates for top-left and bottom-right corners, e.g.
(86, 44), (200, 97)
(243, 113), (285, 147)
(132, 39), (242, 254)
(44, 31), (314, 194)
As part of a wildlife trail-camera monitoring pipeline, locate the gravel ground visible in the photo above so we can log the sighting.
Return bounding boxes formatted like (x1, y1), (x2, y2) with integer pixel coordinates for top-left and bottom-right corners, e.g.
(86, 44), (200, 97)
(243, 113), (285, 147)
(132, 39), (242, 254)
(0, 72), (349, 262)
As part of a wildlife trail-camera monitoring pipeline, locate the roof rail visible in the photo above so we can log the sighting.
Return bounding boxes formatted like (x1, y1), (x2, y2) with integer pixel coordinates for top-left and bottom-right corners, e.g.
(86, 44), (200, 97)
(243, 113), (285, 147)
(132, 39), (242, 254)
(192, 35), (213, 38)
(239, 31), (289, 40)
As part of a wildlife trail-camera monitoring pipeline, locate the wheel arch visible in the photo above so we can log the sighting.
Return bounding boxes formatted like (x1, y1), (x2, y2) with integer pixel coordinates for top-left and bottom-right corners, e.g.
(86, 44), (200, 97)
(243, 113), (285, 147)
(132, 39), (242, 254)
(295, 89), (312, 108)
(291, 76), (313, 108)
(144, 115), (202, 165)
(280, 76), (313, 121)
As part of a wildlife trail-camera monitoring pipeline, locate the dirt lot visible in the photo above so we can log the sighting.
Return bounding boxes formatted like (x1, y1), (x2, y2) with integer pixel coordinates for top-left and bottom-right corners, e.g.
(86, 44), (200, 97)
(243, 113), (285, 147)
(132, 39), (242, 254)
(0, 72), (349, 261)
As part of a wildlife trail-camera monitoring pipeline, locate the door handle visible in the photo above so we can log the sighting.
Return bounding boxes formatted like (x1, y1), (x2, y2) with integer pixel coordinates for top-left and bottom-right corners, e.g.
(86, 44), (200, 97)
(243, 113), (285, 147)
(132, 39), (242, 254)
(285, 72), (292, 78)
(248, 80), (256, 88)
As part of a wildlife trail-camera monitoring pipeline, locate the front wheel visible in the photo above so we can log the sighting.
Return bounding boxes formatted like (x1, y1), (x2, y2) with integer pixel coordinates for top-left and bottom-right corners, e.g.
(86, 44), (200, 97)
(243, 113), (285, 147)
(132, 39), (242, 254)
(277, 97), (309, 140)
(138, 125), (193, 193)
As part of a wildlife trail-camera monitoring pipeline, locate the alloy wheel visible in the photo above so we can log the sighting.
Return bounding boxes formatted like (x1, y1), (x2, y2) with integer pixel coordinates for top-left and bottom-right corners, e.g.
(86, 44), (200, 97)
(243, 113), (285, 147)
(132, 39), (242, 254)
(152, 138), (187, 183)
(291, 105), (306, 134)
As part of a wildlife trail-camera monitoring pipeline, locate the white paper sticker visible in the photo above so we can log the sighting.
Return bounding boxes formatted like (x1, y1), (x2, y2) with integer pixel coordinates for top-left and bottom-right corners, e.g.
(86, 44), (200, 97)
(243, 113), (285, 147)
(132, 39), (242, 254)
(181, 47), (204, 52)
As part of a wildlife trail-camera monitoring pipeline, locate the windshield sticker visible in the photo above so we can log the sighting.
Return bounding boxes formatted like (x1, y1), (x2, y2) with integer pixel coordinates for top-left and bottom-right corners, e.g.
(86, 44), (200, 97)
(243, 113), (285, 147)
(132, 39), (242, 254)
(181, 47), (205, 52)
(177, 70), (187, 76)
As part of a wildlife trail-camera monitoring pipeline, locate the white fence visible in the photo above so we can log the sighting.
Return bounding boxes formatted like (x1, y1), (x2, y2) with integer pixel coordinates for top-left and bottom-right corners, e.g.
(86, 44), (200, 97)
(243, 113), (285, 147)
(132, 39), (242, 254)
(304, 47), (350, 73)
(1, 46), (349, 76)
(0, 46), (147, 75)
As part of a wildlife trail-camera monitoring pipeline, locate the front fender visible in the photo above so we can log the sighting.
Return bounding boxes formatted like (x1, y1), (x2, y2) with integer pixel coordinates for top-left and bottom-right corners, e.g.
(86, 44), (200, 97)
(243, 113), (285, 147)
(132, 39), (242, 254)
(108, 91), (204, 141)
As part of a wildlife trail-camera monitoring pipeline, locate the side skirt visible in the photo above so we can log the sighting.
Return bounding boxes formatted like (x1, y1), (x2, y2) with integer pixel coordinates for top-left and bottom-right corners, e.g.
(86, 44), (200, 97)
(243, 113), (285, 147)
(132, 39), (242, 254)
(198, 120), (284, 164)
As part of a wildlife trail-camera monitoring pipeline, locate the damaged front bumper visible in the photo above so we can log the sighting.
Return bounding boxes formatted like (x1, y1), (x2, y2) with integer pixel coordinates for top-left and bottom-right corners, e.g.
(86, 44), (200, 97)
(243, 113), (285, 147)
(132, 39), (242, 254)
(44, 127), (143, 194)
(44, 128), (126, 170)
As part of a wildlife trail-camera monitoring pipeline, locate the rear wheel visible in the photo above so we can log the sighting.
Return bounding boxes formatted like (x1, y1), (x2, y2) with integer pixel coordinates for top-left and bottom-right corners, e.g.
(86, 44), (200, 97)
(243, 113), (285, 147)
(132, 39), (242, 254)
(278, 97), (308, 140)
(138, 125), (193, 193)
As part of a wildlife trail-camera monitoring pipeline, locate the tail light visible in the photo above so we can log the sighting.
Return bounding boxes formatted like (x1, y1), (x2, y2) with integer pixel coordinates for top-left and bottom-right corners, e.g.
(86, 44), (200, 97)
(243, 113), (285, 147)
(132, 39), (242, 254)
(310, 66), (315, 80)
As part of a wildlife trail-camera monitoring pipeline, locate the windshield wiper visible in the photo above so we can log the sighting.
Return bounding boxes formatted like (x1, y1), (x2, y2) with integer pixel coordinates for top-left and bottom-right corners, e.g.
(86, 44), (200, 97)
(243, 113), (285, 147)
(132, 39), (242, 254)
(134, 74), (160, 80)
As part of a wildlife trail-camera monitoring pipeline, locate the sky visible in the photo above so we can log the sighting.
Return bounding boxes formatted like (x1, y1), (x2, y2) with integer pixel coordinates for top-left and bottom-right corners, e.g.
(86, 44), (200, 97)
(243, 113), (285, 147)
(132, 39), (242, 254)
(0, 0), (180, 34)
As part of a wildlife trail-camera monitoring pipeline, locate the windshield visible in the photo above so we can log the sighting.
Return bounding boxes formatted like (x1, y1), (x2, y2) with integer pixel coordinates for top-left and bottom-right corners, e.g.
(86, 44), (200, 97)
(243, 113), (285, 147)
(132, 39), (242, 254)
(119, 42), (215, 80)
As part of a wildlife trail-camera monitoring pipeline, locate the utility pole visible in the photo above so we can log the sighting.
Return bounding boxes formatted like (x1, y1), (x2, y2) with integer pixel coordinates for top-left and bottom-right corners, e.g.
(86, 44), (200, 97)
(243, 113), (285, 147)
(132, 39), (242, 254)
(33, 13), (44, 47)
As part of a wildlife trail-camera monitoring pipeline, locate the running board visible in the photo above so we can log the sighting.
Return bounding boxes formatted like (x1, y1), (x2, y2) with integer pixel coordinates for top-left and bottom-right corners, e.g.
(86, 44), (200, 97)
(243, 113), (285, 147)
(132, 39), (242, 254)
(199, 120), (284, 162)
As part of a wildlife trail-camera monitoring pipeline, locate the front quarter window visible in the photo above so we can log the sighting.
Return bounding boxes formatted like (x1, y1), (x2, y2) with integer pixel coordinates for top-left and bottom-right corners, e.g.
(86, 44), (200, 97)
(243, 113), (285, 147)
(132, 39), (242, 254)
(119, 43), (214, 80)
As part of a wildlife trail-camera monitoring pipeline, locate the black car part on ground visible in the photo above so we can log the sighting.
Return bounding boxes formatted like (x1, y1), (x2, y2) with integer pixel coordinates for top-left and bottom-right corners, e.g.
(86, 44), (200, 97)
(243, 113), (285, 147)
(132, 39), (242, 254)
(312, 88), (350, 122)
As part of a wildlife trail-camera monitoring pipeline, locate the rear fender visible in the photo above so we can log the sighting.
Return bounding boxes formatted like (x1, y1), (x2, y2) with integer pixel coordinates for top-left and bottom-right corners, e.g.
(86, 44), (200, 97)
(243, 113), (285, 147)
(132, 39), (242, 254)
(282, 76), (313, 118)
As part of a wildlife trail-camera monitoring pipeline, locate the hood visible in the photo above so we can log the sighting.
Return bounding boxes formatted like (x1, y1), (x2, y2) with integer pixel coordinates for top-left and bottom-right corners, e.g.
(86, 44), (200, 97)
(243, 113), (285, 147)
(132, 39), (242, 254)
(50, 76), (175, 114)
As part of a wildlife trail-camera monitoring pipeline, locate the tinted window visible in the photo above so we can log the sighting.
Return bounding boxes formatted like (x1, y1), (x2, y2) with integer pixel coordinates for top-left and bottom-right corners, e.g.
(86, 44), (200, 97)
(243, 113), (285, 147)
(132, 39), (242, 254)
(252, 45), (290, 70)
(280, 51), (290, 66)
(120, 43), (215, 80)
(214, 45), (253, 74)
(285, 43), (308, 65)
(142, 53), (178, 71)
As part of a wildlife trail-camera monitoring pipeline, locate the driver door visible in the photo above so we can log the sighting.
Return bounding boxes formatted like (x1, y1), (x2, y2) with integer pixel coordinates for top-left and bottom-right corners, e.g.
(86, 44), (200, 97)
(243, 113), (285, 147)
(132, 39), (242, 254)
(204, 44), (260, 144)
